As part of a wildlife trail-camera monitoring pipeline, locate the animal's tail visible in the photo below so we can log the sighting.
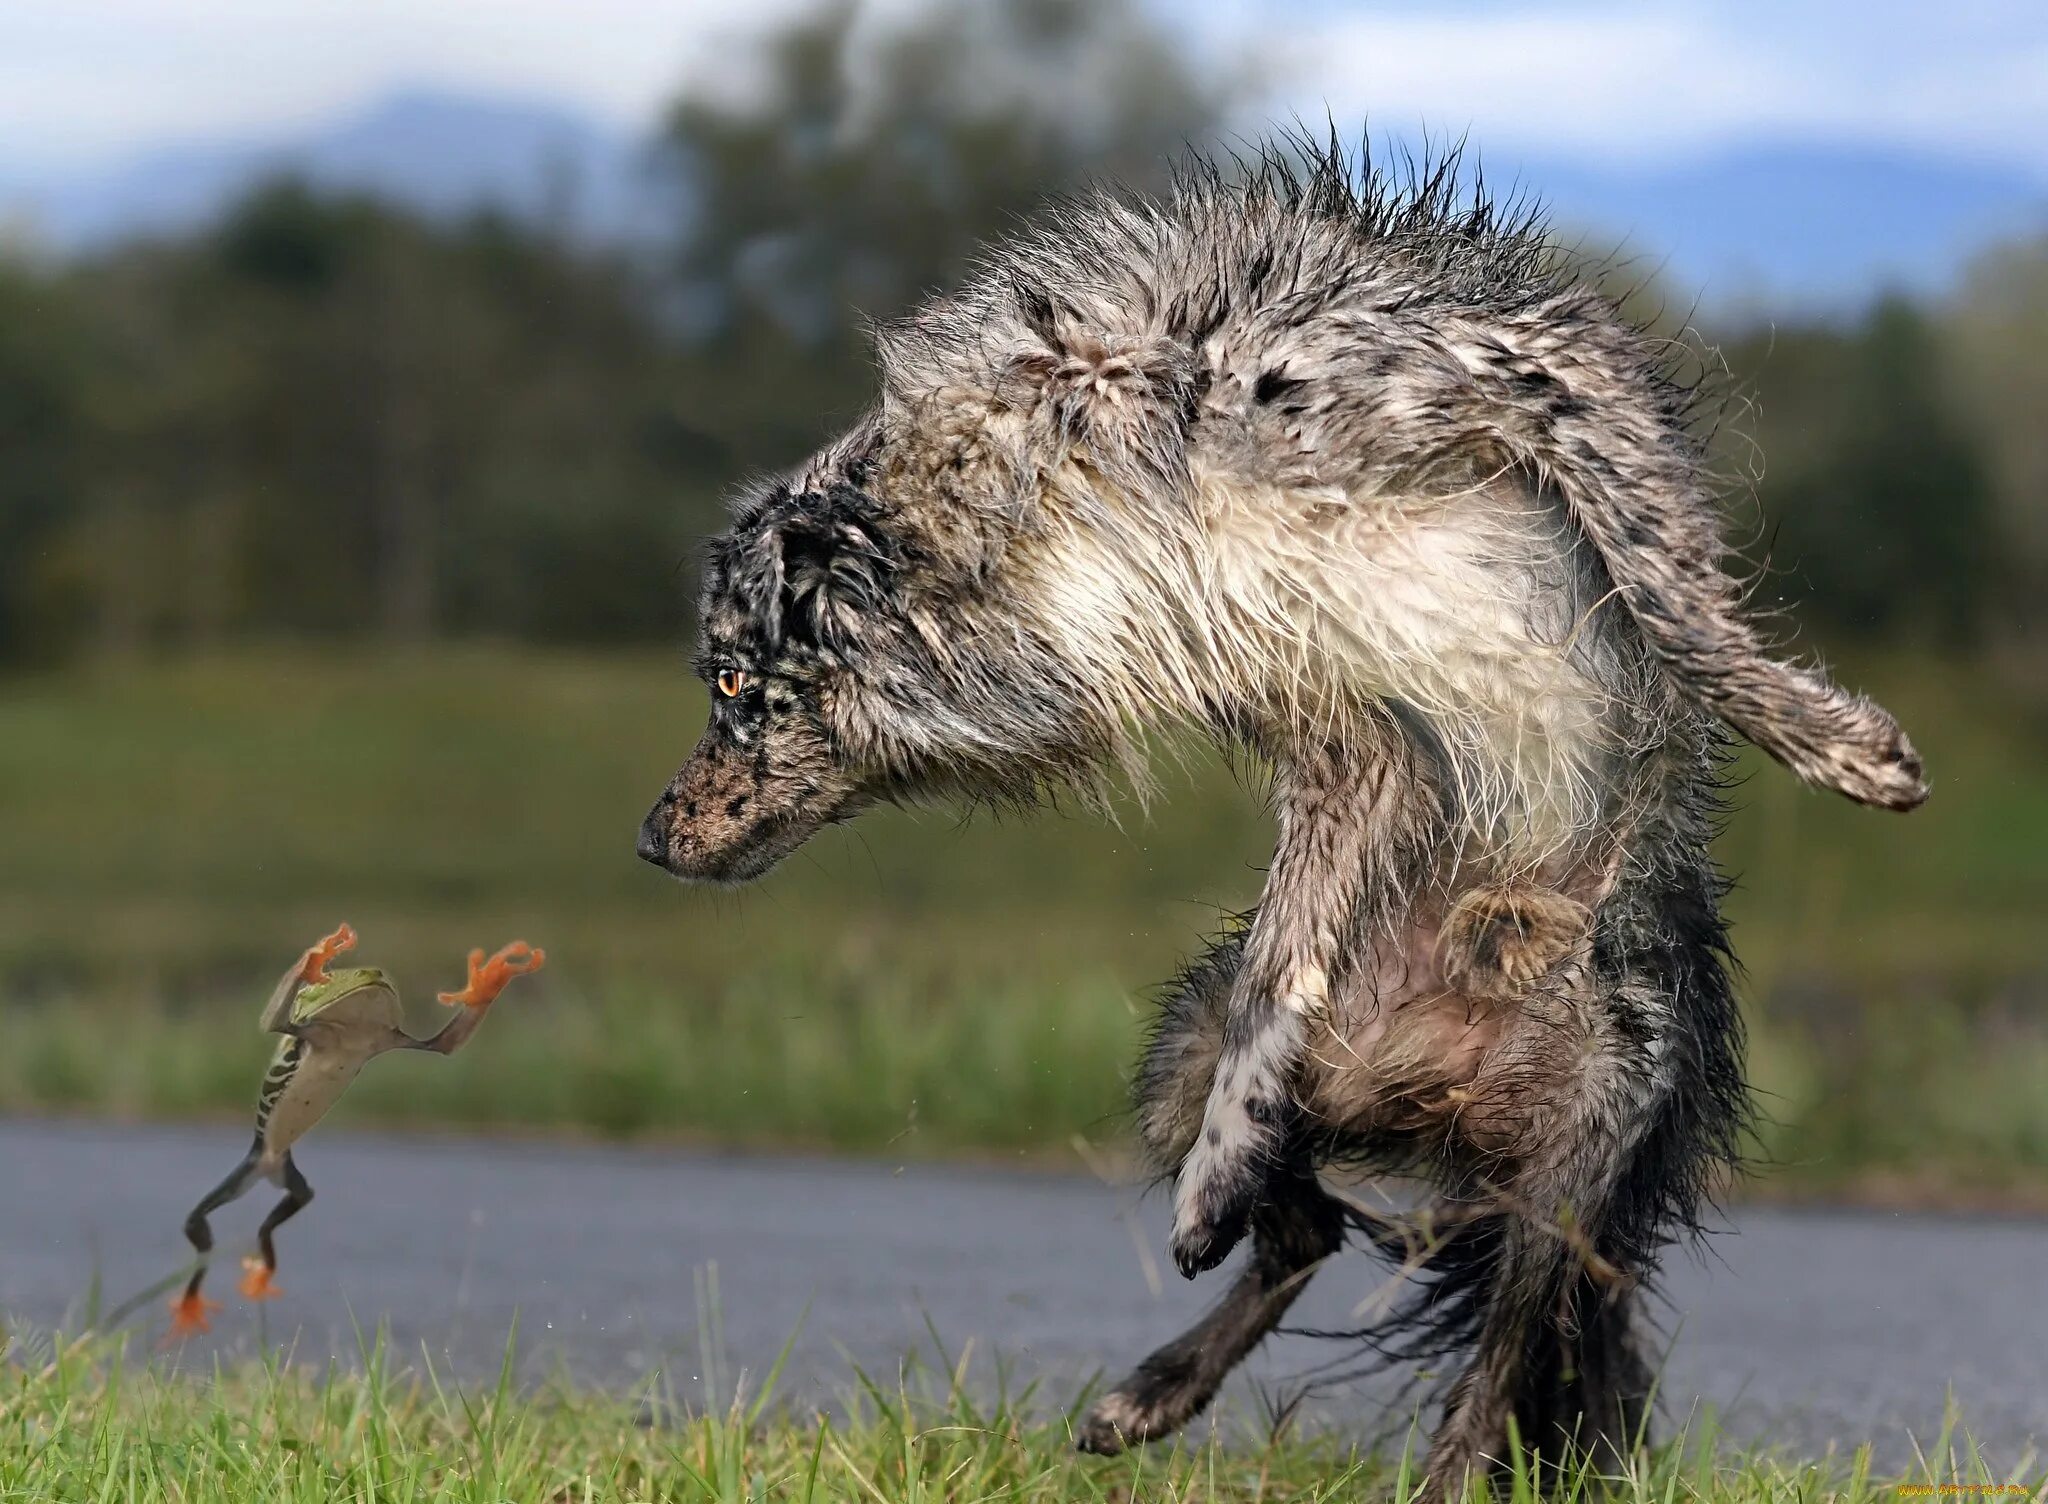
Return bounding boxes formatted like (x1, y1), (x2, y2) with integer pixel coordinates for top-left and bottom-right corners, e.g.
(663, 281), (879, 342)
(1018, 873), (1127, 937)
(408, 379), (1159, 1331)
(1473, 326), (1928, 811)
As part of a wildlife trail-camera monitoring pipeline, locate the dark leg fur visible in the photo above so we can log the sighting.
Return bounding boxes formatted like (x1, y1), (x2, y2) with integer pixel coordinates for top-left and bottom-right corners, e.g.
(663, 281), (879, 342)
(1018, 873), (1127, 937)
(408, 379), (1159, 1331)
(1411, 818), (1744, 1496)
(1520, 1276), (1654, 1475)
(1100, 762), (1744, 1497)
(1382, 1216), (1652, 1500)
(1420, 1228), (1631, 1499)
(1077, 1155), (1342, 1454)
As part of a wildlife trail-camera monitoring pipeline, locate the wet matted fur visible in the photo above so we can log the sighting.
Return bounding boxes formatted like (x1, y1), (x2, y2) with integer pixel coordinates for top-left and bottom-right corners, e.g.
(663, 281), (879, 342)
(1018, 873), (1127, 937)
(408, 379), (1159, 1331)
(639, 138), (1925, 1496)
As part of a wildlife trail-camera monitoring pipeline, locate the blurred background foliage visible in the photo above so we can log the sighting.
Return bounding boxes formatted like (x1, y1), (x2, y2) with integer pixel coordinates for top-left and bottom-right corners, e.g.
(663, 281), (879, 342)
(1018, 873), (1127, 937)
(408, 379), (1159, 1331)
(7, 0), (2037, 667)
(2, 0), (2044, 1195)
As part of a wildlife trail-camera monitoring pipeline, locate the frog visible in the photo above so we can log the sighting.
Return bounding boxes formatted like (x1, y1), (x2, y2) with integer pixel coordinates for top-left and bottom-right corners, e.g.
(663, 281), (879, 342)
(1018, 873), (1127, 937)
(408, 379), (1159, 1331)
(168, 923), (544, 1337)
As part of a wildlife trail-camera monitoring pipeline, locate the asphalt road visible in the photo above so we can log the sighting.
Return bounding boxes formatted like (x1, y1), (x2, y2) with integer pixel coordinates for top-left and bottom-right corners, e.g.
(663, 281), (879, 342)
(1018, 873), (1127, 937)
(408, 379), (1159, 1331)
(4, 1119), (2044, 1471)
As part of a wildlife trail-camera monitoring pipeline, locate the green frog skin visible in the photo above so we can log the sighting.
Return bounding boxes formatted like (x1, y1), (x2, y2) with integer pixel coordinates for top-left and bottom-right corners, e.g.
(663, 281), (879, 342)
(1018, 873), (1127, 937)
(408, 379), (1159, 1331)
(168, 924), (543, 1336)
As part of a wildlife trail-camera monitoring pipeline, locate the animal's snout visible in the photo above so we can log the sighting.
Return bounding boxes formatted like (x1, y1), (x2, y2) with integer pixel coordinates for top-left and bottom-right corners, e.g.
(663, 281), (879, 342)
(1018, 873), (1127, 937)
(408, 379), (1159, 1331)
(641, 731), (856, 884)
(636, 795), (675, 870)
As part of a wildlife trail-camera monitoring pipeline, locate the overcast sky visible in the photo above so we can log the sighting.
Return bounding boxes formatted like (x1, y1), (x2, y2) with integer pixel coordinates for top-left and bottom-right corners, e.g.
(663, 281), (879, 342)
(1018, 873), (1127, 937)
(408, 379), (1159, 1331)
(3, 0), (2045, 176)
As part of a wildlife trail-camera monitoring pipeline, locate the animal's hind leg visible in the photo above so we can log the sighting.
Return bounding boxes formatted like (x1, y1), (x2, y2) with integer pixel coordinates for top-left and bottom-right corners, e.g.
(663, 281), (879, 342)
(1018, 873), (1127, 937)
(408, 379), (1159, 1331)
(241, 1154), (314, 1300)
(1522, 1275), (1654, 1475)
(1424, 1224), (1654, 1499)
(1077, 1156), (1342, 1454)
(1417, 980), (1661, 1500)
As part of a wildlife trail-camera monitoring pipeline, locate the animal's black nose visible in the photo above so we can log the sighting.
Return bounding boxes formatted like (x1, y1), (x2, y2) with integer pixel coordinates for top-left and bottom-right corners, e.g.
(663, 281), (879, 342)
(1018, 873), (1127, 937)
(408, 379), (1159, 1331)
(636, 801), (673, 869)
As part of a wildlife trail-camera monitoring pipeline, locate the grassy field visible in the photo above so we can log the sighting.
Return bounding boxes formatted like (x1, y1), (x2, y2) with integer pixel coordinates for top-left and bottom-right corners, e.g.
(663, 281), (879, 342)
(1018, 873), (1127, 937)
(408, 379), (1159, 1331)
(2, 1330), (2038, 1504)
(1, 646), (2046, 1189)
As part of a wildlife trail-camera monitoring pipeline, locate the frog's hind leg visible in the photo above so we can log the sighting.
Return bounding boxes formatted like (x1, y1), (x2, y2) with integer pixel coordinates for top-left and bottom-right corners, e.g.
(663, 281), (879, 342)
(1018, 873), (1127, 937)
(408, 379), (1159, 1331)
(170, 1142), (260, 1335)
(240, 1153), (314, 1301)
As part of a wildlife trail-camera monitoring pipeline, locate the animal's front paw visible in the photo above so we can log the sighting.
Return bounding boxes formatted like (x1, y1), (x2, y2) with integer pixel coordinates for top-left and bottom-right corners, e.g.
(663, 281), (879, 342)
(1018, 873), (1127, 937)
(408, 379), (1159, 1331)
(1839, 720), (1930, 811)
(1438, 884), (1590, 1000)
(1168, 1130), (1265, 1278)
(1169, 1203), (1247, 1279)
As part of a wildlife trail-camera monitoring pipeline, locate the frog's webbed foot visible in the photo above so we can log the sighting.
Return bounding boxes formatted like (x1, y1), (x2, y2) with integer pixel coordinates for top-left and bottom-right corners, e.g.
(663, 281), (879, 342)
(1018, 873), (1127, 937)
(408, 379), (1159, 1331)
(239, 1257), (280, 1301)
(298, 922), (358, 984)
(165, 1289), (220, 1340)
(170, 1153), (259, 1340)
(437, 941), (545, 1009)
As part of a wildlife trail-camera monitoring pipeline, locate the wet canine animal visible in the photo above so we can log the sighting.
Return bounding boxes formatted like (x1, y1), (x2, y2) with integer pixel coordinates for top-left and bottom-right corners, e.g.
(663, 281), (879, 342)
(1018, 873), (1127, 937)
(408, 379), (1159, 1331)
(639, 142), (1926, 1495)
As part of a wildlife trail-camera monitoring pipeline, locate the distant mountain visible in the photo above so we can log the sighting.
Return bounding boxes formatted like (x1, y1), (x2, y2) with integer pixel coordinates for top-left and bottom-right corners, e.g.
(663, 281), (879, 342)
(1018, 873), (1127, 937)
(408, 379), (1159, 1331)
(1523, 143), (2048, 313)
(2, 90), (2042, 315)
(0, 90), (652, 251)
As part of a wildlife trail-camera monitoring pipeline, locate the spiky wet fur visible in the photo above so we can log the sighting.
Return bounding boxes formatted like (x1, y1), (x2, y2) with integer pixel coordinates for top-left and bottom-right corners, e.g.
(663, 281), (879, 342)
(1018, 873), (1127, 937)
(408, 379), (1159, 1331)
(645, 138), (1923, 1494)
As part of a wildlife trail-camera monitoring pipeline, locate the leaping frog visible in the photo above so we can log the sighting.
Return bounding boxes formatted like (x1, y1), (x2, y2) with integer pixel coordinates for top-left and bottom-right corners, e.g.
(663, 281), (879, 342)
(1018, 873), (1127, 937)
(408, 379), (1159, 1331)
(168, 924), (543, 1336)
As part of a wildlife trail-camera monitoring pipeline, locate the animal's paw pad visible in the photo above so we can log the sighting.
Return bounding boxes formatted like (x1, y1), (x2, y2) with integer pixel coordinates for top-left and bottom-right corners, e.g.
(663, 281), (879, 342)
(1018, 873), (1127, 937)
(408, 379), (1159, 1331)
(1076, 1350), (1210, 1455)
(1076, 1390), (1174, 1455)
(1845, 725), (1930, 811)
(1438, 885), (1590, 999)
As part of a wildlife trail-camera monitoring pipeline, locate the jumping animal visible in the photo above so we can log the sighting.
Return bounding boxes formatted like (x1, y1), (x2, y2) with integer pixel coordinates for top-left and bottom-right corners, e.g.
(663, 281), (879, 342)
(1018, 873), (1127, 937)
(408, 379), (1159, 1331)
(169, 925), (544, 1336)
(637, 140), (1925, 1494)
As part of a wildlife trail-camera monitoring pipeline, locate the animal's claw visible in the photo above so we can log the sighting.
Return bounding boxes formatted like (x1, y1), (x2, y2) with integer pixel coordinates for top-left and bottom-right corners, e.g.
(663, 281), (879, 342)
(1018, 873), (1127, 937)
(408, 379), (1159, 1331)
(239, 1257), (280, 1301)
(299, 922), (358, 984)
(166, 1290), (220, 1339)
(1168, 1109), (1276, 1278)
(1168, 1163), (1256, 1278)
(437, 940), (546, 1008)
(1169, 1205), (1248, 1279)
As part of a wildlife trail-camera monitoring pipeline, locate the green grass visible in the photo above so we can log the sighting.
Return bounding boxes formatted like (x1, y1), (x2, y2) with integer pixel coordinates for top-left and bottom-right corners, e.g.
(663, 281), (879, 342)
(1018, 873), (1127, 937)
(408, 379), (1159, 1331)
(2, 646), (2046, 1189)
(2, 1329), (2039, 1503)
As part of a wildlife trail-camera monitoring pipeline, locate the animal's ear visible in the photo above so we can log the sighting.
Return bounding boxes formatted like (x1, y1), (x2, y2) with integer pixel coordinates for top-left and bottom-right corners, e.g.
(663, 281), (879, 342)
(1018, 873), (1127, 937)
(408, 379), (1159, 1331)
(725, 488), (898, 663)
(995, 283), (1199, 498)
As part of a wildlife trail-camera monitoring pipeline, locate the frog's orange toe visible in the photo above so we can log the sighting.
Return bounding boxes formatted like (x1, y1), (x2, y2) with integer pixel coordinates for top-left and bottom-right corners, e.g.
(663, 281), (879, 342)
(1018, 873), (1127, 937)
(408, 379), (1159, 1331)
(437, 940), (545, 1007)
(167, 1290), (221, 1338)
(239, 1257), (280, 1301)
(489, 941), (545, 978)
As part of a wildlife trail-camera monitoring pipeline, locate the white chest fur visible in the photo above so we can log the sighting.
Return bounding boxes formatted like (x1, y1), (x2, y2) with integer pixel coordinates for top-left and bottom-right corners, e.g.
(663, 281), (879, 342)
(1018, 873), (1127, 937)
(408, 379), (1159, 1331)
(1027, 457), (1617, 865)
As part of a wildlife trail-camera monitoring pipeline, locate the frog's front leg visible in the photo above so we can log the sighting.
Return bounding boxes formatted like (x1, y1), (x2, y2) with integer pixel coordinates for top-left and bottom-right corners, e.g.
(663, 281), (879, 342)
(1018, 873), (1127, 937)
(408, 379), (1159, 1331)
(238, 1154), (314, 1301)
(171, 1146), (263, 1335)
(408, 941), (546, 1054)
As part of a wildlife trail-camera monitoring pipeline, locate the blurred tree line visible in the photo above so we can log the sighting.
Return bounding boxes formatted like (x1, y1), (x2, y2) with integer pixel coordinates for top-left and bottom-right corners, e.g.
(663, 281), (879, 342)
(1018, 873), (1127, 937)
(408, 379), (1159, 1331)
(0, 0), (2040, 667)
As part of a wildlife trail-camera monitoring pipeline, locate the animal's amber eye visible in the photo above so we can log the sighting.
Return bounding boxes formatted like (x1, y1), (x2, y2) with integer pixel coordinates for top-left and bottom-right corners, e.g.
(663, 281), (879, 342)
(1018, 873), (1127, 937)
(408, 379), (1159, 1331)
(716, 669), (747, 698)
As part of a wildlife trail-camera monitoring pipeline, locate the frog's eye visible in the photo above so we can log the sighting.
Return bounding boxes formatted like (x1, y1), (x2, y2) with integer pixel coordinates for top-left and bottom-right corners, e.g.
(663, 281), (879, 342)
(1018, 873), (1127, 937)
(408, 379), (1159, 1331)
(716, 668), (748, 699)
